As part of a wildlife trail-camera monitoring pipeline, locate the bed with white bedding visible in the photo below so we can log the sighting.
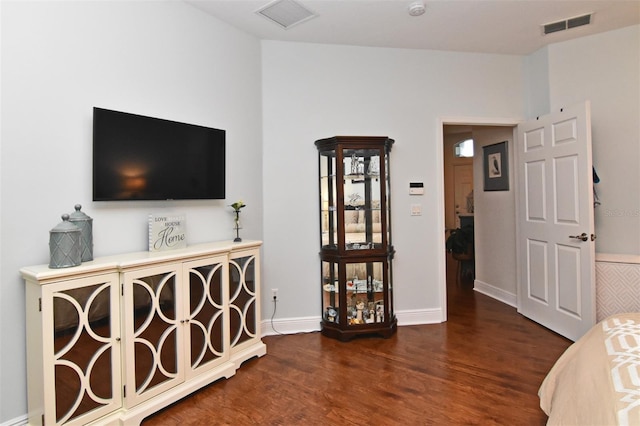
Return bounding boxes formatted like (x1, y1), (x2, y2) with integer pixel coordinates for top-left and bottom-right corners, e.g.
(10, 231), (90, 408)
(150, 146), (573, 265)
(539, 313), (640, 425)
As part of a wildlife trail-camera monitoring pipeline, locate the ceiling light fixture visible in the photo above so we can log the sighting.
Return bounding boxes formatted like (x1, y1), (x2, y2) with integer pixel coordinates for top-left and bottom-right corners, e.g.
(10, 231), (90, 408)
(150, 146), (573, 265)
(408, 1), (426, 17)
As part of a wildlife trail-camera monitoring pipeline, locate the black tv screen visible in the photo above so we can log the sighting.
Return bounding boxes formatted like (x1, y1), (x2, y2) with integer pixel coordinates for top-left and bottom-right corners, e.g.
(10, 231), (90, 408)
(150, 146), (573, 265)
(93, 107), (225, 201)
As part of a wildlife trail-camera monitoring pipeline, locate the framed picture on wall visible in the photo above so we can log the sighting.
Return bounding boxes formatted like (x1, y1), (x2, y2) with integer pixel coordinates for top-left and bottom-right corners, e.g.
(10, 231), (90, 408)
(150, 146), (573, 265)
(483, 141), (509, 191)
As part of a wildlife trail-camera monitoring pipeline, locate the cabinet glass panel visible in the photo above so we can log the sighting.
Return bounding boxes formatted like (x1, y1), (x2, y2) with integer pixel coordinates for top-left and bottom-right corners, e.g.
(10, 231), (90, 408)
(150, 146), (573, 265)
(229, 255), (257, 348)
(131, 272), (178, 396)
(384, 152), (392, 246)
(343, 148), (383, 250)
(345, 261), (386, 325)
(387, 257), (394, 321)
(187, 262), (224, 371)
(319, 150), (338, 249)
(321, 261), (339, 324)
(51, 280), (118, 424)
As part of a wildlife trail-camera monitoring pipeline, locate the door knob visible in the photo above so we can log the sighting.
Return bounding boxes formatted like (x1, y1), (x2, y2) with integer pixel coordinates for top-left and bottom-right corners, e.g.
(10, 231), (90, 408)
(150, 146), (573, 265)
(569, 233), (589, 242)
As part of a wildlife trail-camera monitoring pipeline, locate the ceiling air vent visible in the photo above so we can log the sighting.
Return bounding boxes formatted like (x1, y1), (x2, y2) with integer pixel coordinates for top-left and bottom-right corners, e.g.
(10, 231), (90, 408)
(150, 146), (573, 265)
(543, 13), (592, 35)
(256, 0), (316, 29)
(568, 14), (592, 29)
(543, 20), (567, 35)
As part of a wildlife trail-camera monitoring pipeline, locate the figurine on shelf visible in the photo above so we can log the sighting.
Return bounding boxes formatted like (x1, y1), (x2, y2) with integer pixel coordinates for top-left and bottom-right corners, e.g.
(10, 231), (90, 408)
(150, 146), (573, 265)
(355, 301), (365, 323)
(367, 156), (380, 176)
(326, 306), (337, 322)
(350, 153), (359, 175)
(347, 193), (362, 206)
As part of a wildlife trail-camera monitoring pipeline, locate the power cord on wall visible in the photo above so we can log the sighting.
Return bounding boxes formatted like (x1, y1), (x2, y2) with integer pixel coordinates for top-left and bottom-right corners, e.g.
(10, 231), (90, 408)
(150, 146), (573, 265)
(270, 295), (285, 336)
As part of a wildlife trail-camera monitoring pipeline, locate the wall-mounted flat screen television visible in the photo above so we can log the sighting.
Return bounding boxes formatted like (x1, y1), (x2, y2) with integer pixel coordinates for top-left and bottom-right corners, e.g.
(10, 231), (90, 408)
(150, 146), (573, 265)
(93, 107), (225, 201)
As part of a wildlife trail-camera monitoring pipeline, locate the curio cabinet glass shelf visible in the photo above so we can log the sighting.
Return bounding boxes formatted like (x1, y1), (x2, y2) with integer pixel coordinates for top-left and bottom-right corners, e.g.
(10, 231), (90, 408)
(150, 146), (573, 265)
(315, 136), (396, 341)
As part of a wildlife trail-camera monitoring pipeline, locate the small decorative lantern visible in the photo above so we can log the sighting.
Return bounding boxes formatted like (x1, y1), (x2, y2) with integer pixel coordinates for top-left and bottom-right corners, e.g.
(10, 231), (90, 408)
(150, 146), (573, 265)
(49, 214), (81, 269)
(68, 204), (93, 262)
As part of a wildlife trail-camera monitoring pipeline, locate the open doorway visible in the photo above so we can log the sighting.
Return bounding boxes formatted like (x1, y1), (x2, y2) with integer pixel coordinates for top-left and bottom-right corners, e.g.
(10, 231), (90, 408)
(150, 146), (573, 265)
(441, 123), (519, 309)
(443, 126), (475, 289)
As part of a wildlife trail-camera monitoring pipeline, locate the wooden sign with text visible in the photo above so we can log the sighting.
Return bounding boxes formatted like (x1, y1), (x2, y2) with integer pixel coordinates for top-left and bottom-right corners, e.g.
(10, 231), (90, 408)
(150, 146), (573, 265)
(148, 214), (187, 252)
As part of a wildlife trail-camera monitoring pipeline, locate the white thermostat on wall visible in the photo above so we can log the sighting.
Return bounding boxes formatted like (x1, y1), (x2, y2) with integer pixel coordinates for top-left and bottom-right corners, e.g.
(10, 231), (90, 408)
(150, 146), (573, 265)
(409, 182), (424, 195)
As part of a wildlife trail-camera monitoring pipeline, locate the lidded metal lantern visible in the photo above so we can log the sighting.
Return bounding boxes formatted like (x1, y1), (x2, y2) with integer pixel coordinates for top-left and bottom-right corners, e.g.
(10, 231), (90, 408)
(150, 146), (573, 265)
(49, 214), (82, 269)
(68, 204), (93, 262)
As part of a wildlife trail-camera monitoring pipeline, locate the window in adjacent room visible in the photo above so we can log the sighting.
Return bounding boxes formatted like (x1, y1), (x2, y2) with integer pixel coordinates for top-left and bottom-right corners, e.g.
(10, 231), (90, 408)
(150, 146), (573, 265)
(454, 138), (474, 158)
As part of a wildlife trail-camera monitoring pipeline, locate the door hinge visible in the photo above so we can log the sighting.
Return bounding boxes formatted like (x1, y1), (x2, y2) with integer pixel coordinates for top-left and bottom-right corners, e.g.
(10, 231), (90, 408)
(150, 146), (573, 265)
(123, 385), (126, 397)
(39, 298), (42, 312)
(121, 283), (124, 296)
(42, 414), (45, 425)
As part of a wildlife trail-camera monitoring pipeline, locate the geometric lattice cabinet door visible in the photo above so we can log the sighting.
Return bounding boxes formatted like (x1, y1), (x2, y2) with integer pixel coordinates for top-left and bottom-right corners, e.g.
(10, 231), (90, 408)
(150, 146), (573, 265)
(43, 273), (121, 426)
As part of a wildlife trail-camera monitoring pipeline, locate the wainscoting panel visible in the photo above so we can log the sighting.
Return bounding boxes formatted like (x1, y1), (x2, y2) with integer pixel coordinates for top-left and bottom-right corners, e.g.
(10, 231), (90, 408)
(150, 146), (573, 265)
(596, 254), (640, 322)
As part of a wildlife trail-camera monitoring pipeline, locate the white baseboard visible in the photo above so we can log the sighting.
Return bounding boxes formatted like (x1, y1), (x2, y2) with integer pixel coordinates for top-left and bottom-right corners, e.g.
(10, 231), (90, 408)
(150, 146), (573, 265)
(261, 315), (321, 336)
(397, 308), (444, 325)
(261, 308), (443, 337)
(473, 279), (517, 307)
(0, 415), (27, 426)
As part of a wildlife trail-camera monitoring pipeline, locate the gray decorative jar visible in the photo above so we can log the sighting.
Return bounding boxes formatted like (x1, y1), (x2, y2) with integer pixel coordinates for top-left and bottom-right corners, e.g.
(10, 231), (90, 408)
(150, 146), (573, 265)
(69, 204), (93, 262)
(49, 214), (81, 269)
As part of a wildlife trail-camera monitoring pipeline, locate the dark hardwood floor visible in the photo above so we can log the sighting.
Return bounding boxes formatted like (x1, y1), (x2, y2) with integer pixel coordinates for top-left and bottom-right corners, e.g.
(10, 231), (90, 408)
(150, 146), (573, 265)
(143, 255), (571, 425)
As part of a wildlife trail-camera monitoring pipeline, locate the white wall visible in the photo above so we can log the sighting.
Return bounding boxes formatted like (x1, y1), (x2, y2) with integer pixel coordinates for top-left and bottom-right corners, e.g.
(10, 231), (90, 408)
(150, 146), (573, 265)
(261, 41), (525, 324)
(0, 1), (263, 422)
(547, 25), (640, 255)
(524, 46), (551, 119)
(472, 126), (517, 303)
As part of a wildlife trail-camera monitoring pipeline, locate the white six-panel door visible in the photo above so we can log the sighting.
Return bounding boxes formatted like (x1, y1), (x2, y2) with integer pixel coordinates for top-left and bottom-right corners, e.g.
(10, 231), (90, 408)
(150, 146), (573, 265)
(516, 101), (596, 342)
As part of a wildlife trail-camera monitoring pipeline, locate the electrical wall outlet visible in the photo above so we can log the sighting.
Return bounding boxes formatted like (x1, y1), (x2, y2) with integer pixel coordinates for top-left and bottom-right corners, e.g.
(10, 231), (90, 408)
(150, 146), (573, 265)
(272, 288), (278, 300)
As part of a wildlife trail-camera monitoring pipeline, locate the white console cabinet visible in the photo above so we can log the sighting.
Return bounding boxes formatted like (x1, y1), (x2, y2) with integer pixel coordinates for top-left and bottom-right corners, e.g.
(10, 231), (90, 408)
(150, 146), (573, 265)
(21, 240), (266, 426)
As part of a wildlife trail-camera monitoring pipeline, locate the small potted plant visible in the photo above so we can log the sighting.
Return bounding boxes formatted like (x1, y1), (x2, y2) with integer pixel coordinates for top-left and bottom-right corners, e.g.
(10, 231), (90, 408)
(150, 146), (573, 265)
(446, 224), (474, 255)
(230, 200), (246, 242)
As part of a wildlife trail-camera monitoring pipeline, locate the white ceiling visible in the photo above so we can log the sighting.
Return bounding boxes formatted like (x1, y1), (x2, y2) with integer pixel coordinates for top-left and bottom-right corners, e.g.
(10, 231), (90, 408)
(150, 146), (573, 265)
(185, 0), (640, 55)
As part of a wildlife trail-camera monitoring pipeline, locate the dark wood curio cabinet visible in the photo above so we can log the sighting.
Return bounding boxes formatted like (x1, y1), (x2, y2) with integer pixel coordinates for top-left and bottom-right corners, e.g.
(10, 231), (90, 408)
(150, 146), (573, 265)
(315, 136), (397, 341)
